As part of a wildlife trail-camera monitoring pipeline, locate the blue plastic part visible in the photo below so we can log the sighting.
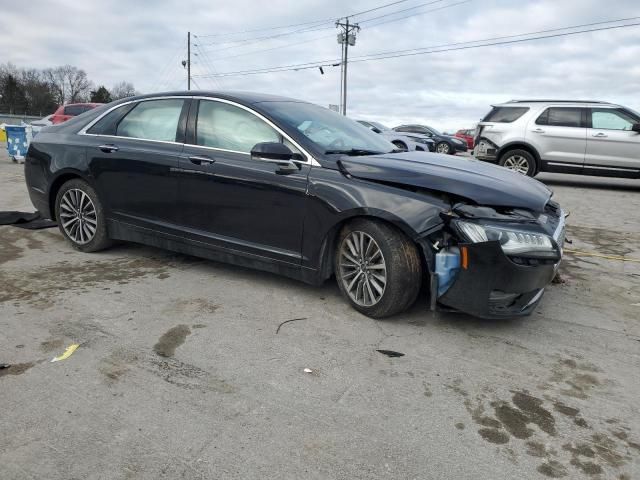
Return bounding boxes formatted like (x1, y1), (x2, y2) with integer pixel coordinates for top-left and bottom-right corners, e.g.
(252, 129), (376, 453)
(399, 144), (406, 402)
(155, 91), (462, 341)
(435, 248), (461, 297)
(5, 125), (29, 158)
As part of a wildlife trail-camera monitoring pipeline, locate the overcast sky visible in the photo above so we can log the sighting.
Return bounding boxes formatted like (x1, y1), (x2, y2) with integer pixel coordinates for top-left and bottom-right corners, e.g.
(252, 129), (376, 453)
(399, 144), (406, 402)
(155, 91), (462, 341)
(2, 0), (639, 130)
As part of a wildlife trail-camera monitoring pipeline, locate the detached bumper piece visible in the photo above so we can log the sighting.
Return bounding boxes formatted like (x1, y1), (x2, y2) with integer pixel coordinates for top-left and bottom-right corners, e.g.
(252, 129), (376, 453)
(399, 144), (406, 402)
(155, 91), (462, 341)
(437, 241), (556, 319)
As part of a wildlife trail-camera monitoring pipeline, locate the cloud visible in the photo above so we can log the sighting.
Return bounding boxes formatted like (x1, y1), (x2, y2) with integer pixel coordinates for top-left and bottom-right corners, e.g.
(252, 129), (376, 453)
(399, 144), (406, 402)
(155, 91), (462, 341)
(1, 0), (639, 130)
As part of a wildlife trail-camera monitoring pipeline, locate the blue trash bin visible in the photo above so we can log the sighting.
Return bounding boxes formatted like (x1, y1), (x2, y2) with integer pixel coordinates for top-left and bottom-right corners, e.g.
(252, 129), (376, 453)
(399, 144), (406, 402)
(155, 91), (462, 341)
(5, 125), (31, 162)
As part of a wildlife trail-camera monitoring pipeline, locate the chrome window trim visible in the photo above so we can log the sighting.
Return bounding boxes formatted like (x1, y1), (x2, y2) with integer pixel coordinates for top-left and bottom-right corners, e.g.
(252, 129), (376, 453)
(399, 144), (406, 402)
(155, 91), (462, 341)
(78, 95), (321, 167)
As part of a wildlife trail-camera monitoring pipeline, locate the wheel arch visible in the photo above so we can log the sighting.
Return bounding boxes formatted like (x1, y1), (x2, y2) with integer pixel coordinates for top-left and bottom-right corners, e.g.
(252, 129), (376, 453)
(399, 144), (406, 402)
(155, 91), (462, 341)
(497, 142), (542, 173)
(315, 209), (430, 283)
(48, 170), (95, 220)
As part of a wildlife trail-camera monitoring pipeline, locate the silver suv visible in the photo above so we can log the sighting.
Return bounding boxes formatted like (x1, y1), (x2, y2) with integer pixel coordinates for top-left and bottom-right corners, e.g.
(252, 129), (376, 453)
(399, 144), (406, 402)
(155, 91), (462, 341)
(475, 100), (640, 177)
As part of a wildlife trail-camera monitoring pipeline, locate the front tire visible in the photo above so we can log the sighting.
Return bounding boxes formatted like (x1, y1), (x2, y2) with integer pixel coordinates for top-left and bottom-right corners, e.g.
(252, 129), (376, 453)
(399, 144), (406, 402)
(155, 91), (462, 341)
(436, 142), (451, 155)
(499, 149), (536, 176)
(335, 219), (422, 318)
(55, 179), (112, 252)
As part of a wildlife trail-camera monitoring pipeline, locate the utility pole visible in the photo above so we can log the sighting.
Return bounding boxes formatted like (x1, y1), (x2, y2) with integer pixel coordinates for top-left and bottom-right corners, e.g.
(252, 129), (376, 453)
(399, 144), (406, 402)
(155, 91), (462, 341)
(336, 18), (359, 116)
(187, 31), (191, 90)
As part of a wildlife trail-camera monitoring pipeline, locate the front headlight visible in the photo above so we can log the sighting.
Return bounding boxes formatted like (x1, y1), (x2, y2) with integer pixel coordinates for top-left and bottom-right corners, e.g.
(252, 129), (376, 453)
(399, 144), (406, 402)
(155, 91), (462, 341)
(455, 220), (559, 259)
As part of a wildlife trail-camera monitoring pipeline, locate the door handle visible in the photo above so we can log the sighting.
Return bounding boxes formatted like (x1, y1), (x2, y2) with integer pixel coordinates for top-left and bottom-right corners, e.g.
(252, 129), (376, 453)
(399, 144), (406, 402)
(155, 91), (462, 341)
(189, 155), (216, 165)
(592, 132), (608, 138)
(99, 144), (119, 153)
(532, 128), (545, 133)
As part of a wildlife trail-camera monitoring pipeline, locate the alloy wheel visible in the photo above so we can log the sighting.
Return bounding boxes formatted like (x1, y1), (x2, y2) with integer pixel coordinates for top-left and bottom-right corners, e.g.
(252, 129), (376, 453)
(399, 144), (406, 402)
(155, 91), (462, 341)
(59, 189), (98, 245)
(339, 231), (387, 307)
(503, 155), (530, 175)
(437, 143), (450, 154)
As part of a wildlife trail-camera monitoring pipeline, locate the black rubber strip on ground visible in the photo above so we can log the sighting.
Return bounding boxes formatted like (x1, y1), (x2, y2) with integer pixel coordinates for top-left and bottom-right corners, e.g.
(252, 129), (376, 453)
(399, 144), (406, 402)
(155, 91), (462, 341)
(0, 211), (57, 230)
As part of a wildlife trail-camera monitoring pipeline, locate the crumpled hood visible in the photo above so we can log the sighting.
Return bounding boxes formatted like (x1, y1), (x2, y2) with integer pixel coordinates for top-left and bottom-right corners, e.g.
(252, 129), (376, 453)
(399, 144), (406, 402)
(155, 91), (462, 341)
(339, 152), (552, 212)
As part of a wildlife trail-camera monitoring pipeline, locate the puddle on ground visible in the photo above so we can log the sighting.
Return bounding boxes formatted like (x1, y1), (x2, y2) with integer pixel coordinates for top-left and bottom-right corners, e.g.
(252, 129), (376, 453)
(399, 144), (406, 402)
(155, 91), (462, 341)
(447, 357), (637, 478)
(153, 325), (191, 358)
(0, 362), (35, 378)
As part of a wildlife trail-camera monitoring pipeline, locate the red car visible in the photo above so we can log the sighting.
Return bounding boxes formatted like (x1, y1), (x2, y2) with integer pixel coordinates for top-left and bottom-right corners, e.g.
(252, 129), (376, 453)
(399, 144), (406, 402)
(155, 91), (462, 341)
(455, 129), (475, 150)
(50, 103), (103, 124)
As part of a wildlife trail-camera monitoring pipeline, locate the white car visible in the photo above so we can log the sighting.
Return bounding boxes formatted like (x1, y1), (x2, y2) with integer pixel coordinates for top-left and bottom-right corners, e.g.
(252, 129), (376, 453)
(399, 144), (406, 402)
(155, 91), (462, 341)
(30, 114), (54, 135)
(475, 100), (640, 178)
(357, 120), (435, 152)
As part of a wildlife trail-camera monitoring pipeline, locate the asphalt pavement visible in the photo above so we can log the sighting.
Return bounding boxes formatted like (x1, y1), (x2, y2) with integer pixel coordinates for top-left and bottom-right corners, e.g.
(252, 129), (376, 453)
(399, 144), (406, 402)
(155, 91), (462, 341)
(1, 148), (639, 479)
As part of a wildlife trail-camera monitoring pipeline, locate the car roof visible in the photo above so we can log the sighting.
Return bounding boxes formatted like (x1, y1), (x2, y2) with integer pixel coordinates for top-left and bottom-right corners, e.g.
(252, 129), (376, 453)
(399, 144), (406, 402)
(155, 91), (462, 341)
(123, 90), (307, 105)
(495, 100), (621, 108)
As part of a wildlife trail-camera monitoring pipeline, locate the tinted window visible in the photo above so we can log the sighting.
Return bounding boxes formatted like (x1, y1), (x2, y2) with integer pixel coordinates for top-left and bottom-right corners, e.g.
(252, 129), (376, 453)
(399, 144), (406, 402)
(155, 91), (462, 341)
(591, 108), (638, 130)
(536, 108), (583, 127)
(86, 104), (135, 135)
(196, 101), (280, 153)
(483, 107), (529, 123)
(64, 105), (92, 116)
(116, 99), (184, 141)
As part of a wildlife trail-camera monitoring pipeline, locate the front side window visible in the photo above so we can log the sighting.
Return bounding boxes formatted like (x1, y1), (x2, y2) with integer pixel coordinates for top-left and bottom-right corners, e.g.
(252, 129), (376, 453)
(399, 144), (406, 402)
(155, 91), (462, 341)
(482, 107), (529, 123)
(196, 101), (280, 153)
(591, 108), (638, 131)
(116, 99), (184, 141)
(536, 107), (583, 127)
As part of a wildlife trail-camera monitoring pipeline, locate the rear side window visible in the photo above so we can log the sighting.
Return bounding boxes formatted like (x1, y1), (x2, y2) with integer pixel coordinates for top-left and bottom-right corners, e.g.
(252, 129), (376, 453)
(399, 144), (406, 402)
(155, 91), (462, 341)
(482, 107), (529, 123)
(64, 105), (91, 116)
(116, 99), (184, 142)
(536, 108), (583, 127)
(86, 103), (136, 135)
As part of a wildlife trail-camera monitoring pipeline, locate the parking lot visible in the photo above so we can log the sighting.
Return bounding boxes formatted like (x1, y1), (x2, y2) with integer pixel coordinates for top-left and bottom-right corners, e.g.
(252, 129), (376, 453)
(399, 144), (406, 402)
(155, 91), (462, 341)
(1, 147), (639, 479)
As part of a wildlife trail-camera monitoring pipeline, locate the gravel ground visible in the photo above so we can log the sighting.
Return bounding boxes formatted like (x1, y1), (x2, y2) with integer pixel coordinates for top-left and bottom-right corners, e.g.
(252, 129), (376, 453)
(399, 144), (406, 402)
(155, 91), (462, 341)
(1, 146), (639, 479)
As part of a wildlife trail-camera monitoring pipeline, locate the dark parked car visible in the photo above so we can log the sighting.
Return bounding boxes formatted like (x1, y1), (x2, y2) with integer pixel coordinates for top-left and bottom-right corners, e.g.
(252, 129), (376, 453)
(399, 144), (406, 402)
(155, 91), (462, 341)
(25, 92), (565, 319)
(393, 124), (468, 155)
(356, 120), (435, 152)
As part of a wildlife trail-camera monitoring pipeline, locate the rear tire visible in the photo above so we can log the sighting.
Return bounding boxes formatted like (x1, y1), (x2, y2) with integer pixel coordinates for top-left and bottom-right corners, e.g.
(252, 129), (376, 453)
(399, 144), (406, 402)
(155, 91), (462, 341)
(55, 179), (112, 253)
(436, 142), (451, 155)
(499, 149), (536, 176)
(335, 219), (422, 318)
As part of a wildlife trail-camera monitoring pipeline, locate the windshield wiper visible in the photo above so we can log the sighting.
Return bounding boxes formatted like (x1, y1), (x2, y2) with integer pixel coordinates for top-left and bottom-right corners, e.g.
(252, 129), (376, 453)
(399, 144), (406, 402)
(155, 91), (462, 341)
(324, 148), (385, 156)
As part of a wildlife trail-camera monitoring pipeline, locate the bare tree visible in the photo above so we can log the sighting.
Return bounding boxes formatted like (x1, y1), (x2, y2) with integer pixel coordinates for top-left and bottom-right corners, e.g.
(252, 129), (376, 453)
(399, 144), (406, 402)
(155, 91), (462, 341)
(43, 65), (91, 104)
(111, 81), (138, 100)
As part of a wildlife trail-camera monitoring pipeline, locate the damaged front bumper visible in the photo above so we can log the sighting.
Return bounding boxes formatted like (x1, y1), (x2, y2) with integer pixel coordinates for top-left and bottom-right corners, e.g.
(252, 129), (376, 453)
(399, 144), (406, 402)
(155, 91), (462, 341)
(436, 241), (559, 318)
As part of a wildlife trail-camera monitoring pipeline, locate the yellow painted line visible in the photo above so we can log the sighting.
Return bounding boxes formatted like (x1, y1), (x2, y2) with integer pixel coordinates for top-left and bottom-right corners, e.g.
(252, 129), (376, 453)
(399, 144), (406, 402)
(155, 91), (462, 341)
(50, 344), (79, 363)
(564, 248), (640, 263)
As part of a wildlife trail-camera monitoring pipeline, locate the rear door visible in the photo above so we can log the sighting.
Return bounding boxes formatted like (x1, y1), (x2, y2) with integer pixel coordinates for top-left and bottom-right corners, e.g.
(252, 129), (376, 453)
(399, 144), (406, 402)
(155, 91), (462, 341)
(585, 107), (640, 175)
(527, 107), (587, 170)
(83, 97), (189, 231)
(177, 98), (310, 264)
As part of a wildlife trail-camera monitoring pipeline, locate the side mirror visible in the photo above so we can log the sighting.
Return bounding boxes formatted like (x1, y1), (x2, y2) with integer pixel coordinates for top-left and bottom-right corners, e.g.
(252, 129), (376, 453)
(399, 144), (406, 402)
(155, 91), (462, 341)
(632, 123), (640, 133)
(250, 142), (299, 174)
(371, 127), (382, 134)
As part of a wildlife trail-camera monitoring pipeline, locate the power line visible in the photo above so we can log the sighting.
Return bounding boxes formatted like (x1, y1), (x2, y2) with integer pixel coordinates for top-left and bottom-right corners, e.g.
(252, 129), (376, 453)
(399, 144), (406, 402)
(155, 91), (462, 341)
(194, 0), (417, 44)
(195, 0), (467, 59)
(358, 0), (447, 24)
(191, 19), (640, 78)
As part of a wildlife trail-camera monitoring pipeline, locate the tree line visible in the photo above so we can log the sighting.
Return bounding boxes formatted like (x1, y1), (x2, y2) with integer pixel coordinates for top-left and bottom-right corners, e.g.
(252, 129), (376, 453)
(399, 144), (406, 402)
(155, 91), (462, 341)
(0, 63), (139, 117)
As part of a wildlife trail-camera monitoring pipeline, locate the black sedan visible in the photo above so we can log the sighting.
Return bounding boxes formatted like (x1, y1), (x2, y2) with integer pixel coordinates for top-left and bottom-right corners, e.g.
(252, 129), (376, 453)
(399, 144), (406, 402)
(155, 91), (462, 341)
(393, 124), (468, 155)
(25, 92), (565, 319)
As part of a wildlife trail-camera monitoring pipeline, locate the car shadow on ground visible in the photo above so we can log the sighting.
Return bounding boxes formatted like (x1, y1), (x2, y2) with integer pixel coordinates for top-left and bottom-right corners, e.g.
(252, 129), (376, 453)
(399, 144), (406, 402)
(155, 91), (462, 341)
(537, 176), (640, 192)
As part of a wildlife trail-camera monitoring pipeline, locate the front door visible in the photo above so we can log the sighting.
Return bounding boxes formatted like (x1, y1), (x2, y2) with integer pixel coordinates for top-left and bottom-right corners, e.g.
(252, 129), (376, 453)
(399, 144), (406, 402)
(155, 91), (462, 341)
(585, 107), (640, 175)
(177, 99), (310, 265)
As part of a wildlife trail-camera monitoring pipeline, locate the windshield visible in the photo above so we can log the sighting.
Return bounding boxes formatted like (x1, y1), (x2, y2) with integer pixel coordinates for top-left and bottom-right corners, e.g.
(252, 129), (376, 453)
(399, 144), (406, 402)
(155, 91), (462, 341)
(427, 126), (442, 136)
(369, 121), (390, 131)
(265, 102), (396, 154)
